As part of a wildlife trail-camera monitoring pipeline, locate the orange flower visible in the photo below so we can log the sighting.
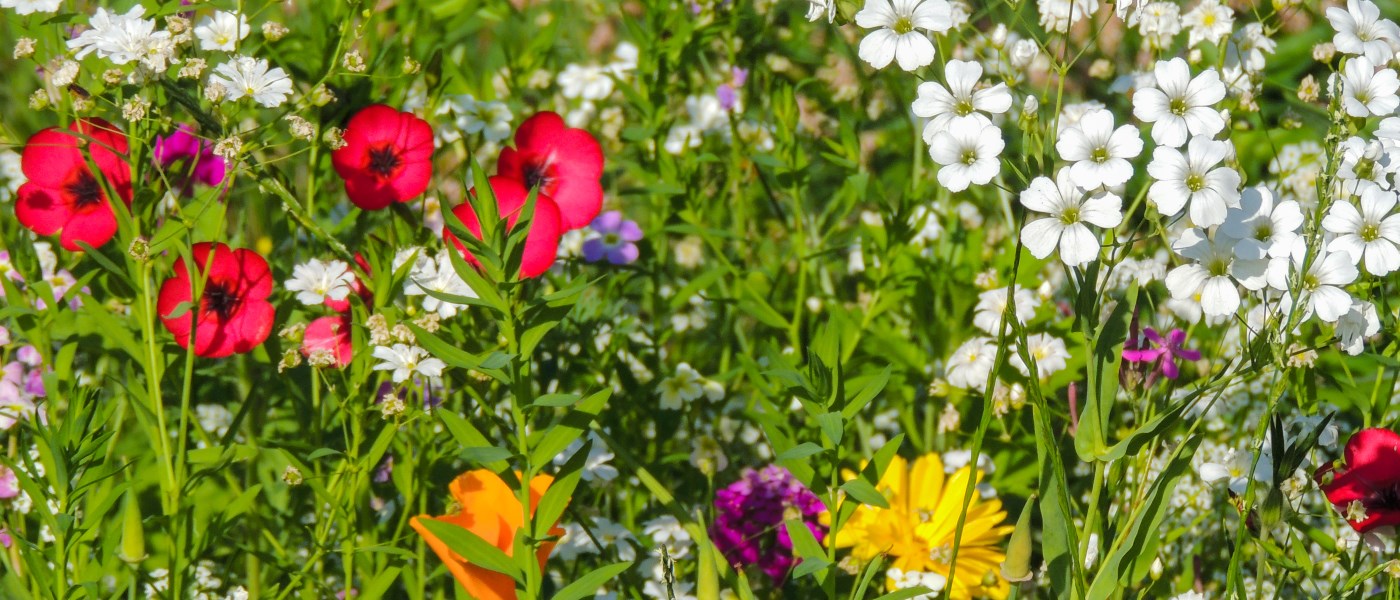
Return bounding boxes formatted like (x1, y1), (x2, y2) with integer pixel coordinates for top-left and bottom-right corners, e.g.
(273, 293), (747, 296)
(411, 469), (563, 600)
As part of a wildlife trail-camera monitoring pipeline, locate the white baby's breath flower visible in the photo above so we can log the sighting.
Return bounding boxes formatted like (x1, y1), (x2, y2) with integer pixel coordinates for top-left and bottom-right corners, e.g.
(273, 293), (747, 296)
(1146, 135), (1241, 227)
(1131, 58), (1227, 148)
(1165, 227), (1268, 318)
(284, 259), (355, 306)
(1323, 182), (1400, 275)
(911, 59), (1012, 143)
(928, 121), (1003, 192)
(1019, 169), (1123, 266)
(2, 0), (61, 15)
(194, 11), (250, 52)
(1327, 0), (1400, 64)
(1340, 55), (1400, 118)
(209, 56), (294, 107)
(854, 0), (954, 71)
(946, 336), (997, 391)
(371, 344), (446, 383)
(1056, 109), (1142, 189)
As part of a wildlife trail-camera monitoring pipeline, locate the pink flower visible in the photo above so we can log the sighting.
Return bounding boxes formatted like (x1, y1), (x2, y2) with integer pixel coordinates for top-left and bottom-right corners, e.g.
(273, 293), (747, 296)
(1122, 328), (1200, 380)
(0, 465), (17, 499)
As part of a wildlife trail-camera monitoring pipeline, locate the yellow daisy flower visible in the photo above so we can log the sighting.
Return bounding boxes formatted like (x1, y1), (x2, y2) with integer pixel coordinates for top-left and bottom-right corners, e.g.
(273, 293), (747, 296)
(832, 453), (1014, 599)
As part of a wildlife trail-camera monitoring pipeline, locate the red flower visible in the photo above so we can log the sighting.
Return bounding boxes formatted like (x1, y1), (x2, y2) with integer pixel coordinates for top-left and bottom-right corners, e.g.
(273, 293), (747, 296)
(444, 176), (562, 279)
(331, 104), (434, 211)
(158, 242), (275, 358)
(496, 111), (603, 231)
(302, 315), (353, 368)
(1317, 428), (1400, 533)
(15, 118), (133, 251)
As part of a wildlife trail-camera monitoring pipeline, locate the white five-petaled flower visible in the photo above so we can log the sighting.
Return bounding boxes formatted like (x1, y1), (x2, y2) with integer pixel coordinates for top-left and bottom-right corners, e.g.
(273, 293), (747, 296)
(67, 5), (171, 66)
(1219, 185), (1303, 261)
(1012, 333), (1071, 379)
(657, 363), (703, 410)
(1181, 0), (1234, 48)
(946, 337), (996, 391)
(1281, 249), (1360, 323)
(1147, 136), (1241, 227)
(1019, 169), (1123, 266)
(1132, 58), (1227, 148)
(1327, 0), (1400, 64)
(371, 344), (446, 383)
(195, 11), (251, 52)
(1199, 447), (1271, 495)
(1056, 109), (1143, 189)
(972, 286), (1041, 335)
(208, 56), (295, 108)
(284, 259), (355, 306)
(1, 0), (61, 15)
(404, 251), (477, 318)
(911, 59), (1012, 143)
(1165, 227), (1268, 318)
(1341, 56), (1400, 118)
(1323, 182), (1400, 276)
(928, 122), (1004, 192)
(853, 0), (954, 71)
(1337, 300), (1381, 355)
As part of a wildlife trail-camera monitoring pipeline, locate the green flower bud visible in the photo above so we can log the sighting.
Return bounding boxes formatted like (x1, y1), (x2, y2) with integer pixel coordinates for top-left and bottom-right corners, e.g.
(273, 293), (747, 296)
(118, 491), (147, 566)
(1000, 495), (1036, 583)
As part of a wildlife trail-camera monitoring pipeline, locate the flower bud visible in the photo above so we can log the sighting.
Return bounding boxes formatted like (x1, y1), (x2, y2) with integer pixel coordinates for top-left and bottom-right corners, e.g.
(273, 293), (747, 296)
(1000, 495), (1036, 582)
(118, 491), (147, 566)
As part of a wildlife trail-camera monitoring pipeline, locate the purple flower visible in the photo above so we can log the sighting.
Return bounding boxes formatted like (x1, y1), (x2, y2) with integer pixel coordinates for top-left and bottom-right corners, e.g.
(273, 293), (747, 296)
(717, 85), (738, 111)
(581, 211), (643, 265)
(153, 125), (228, 190)
(1122, 328), (1200, 380)
(710, 465), (826, 583)
(0, 465), (17, 500)
(373, 454), (394, 484)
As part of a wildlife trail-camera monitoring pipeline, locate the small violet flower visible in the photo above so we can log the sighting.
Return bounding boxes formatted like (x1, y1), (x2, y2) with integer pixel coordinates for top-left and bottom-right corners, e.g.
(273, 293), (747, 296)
(1122, 328), (1201, 380)
(153, 124), (229, 190)
(582, 211), (643, 265)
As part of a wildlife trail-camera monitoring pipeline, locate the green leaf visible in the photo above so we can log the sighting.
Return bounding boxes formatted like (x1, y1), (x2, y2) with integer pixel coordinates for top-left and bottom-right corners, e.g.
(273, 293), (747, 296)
(528, 389), (611, 468)
(1076, 282), (1137, 462)
(551, 562), (634, 600)
(776, 442), (825, 462)
(415, 518), (522, 581)
(872, 588), (936, 600)
(532, 393), (581, 408)
(816, 412), (844, 447)
(439, 411), (509, 472)
(839, 479), (889, 509)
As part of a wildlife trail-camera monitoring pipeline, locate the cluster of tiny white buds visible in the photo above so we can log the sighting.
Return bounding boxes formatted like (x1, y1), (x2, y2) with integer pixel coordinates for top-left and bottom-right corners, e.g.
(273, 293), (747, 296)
(204, 82), (227, 103)
(28, 89), (49, 111)
(282, 466), (303, 486)
(380, 394), (406, 419)
(391, 324), (415, 345)
(323, 126), (347, 150)
(179, 58), (207, 80)
(366, 314), (392, 346)
(213, 136), (243, 160)
(285, 115), (316, 140)
(279, 322), (306, 341)
(311, 83), (336, 106)
(13, 38), (35, 60)
(262, 22), (289, 41)
(342, 50), (367, 73)
(103, 69), (124, 85)
(277, 349), (302, 373)
(402, 57), (421, 75)
(412, 312), (440, 333)
(122, 96), (151, 121)
(306, 349), (337, 368)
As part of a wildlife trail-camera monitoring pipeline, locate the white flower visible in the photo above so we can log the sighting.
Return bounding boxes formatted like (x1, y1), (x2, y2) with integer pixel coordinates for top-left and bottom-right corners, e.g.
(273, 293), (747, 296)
(911, 59), (1012, 143)
(1056, 109), (1142, 189)
(195, 11), (250, 52)
(1019, 169), (1123, 266)
(1337, 300), (1381, 355)
(1199, 447), (1270, 495)
(371, 344), (446, 383)
(928, 122), (1003, 192)
(806, 0), (837, 22)
(1181, 0), (1233, 47)
(284, 259), (354, 306)
(1165, 227), (1268, 318)
(1131, 58), (1227, 148)
(404, 251), (476, 318)
(1327, 0), (1400, 64)
(553, 432), (619, 483)
(973, 286), (1041, 335)
(557, 63), (614, 101)
(854, 0), (954, 71)
(67, 6), (171, 66)
(946, 337), (997, 391)
(1013, 333), (1071, 379)
(1, 0), (60, 15)
(1147, 136), (1241, 227)
(657, 363), (703, 410)
(462, 99), (514, 142)
(1036, 0), (1097, 34)
(1227, 22), (1276, 73)
(1337, 136), (1396, 189)
(1219, 185), (1303, 261)
(1341, 56), (1400, 118)
(209, 56), (295, 108)
(1324, 182), (1400, 275)
(1286, 250), (1360, 323)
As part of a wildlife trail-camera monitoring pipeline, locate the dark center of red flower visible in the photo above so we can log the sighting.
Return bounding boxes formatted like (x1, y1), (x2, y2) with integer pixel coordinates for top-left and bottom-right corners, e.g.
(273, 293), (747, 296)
(522, 159), (554, 191)
(368, 145), (402, 177)
(1373, 486), (1400, 510)
(203, 282), (241, 319)
(65, 172), (104, 209)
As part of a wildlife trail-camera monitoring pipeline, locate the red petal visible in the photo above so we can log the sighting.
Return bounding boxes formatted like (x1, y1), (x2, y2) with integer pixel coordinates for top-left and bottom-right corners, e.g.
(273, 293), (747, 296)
(58, 203), (118, 251)
(15, 183), (69, 235)
(158, 266), (195, 349)
(227, 300), (275, 355)
(20, 128), (82, 187)
(1345, 428), (1400, 478)
(549, 177), (603, 231)
(232, 247), (273, 301)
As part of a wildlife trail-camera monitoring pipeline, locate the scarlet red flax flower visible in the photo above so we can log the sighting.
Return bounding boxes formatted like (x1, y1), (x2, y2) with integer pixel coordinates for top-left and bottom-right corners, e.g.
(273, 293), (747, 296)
(331, 104), (434, 210)
(1317, 428), (1400, 533)
(496, 111), (604, 230)
(444, 176), (562, 279)
(158, 242), (275, 358)
(15, 118), (133, 251)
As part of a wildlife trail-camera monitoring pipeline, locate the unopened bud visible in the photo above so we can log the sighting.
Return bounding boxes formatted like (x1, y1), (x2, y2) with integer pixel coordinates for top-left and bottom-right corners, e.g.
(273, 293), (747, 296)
(118, 491), (147, 566)
(1000, 495), (1036, 583)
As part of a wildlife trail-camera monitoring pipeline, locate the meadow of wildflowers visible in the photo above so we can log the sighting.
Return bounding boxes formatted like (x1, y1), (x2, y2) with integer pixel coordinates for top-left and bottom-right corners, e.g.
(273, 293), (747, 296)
(3, 0), (1400, 598)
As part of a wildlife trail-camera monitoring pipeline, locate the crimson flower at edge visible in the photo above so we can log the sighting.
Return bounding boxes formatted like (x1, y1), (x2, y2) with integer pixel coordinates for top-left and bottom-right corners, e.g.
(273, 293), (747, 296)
(158, 242), (275, 358)
(1317, 428), (1400, 533)
(331, 104), (434, 210)
(496, 111), (604, 231)
(444, 176), (562, 279)
(15, 118), (133, 251)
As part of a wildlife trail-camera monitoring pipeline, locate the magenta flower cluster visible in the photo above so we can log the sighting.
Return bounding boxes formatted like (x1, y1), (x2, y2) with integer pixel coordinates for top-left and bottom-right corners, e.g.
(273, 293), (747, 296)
(710, 465), (826, 583)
